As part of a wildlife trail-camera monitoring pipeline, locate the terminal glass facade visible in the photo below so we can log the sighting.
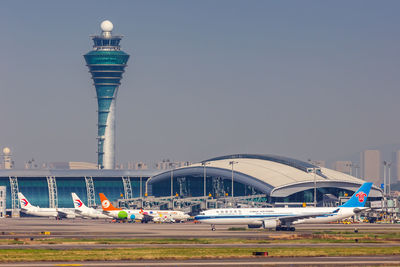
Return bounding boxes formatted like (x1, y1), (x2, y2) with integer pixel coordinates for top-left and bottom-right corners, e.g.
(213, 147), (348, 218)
(0, 176), (148, 209)
(271, 187), (355, 204)
(151, 174), (264, 198)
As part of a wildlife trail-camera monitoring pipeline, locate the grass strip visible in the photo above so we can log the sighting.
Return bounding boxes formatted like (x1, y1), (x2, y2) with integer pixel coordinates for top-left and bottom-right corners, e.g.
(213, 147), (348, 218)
(0, 246), (400, 262)
(2, 232), (400, 245)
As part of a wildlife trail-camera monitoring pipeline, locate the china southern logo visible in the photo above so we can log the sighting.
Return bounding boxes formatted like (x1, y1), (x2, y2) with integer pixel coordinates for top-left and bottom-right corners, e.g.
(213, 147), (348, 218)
(355, 191), (367, 202)
(102, 200), (110, 208)
(74, 199), (83, 208)
(21, 199), (28, 206)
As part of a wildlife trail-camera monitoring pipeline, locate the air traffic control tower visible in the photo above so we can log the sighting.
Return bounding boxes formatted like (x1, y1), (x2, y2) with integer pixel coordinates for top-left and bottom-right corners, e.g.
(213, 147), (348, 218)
(84, 20), (130, 169)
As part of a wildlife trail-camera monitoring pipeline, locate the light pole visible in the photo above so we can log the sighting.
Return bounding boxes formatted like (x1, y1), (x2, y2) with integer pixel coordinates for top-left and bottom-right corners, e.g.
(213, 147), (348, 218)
(171, 169), (173, 198)
(383, 161), (387, 196)
(145, 176), (151, 198)
(307, 159), (317, 207)
(388, 162), (392, 196)
(201, 162), (210, 197)
(349, 163), (353, 176)
(229, 161), (238, 198)
(170, 162), (176, 198)
(345, 162), (353, 176)
(353, 164), (359, 178)
(140, 176), (142, 198)
(313, 168), (317, 207)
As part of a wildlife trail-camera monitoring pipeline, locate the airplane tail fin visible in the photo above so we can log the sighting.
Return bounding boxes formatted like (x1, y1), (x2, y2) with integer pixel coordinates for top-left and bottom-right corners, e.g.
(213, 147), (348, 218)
(339, 182), (373, 208)
(71, 193), (87, 209)
(18, 192), (33, 209)
(99, 193), (121, 211)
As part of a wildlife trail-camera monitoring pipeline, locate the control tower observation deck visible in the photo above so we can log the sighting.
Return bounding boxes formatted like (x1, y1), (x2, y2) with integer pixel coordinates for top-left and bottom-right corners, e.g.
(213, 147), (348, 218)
(84, 20), (130, 169)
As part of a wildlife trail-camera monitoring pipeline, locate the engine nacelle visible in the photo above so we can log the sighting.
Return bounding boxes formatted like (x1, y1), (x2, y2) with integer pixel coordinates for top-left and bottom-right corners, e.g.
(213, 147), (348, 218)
(262, 220), (278, 229)
(247, 224), (262, 229)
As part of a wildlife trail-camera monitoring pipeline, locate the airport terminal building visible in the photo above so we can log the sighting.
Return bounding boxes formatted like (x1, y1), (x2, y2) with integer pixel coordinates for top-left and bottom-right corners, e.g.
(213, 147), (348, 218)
(149, 154), (382, 202)
(0, 154), (382, 213)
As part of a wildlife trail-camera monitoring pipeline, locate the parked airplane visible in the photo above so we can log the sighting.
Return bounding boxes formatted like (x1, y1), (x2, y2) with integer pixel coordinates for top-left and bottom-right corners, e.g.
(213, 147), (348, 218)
(72, 193), (112, 219)
(56, 208), (80, 219)
(195, 182), (373, 231)
(18, 192), (78, 218)
(151, 210), (190, 222)
(18, 192), (58, 218)
(99, 193), (144, 221)
(99, 193), (190, 222)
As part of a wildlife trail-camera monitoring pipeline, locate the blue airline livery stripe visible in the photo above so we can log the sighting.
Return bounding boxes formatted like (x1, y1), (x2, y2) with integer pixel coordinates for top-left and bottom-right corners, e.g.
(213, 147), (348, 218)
(196, 214), (292, 220)
(195, 213), (336, 221)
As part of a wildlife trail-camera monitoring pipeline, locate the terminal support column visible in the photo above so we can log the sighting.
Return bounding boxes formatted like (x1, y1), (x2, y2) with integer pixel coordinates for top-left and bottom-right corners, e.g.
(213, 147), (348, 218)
(9, 176), (19, 217)
(85, 176), (96, 208)
(46, 176), (58, 208)
(122, 176), (132, 199)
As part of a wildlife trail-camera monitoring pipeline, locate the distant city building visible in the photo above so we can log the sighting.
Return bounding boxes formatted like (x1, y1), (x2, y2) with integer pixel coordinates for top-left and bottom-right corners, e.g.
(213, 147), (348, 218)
(333, 161), (352, 175)
(126, 161), (149, 170)
(309, 160), (325, 167)
(155, 160), (191, 170)
(84, 20), (130, 169)
(47, 162), (97, 170)
(361, 150), (381, 185)
(69, 162), (97, 170)
(396, 150), (400, 182)
(47, 162), (69, 169)
(24, 158), (39, 169)
(2, 147), (13, 169)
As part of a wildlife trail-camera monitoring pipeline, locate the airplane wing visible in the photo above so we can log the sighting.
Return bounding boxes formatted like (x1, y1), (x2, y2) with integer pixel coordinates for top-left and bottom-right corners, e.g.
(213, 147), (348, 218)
(258, 211), (338, 229)
(57, 209), (79, 219)
(277, 210), (339, 225)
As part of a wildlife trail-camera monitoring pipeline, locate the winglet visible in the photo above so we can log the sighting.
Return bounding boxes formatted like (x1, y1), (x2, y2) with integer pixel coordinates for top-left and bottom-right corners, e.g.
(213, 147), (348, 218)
(99, 193), (121, 211)
(339, 182), (373, 208)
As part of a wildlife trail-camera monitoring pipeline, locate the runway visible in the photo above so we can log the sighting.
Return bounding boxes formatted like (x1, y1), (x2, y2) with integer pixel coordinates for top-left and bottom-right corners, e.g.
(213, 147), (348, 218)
(1, 218), (400, 239)
(1, 256), (400, 267)
(1, 218), (400, 266)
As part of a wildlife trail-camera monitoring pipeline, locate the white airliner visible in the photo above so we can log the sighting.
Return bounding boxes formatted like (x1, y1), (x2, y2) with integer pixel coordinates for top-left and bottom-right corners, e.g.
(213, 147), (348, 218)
(56, 208), (80, 219)
(71, 193), (112, 219)
(18, 192), (79, 218)
(18, 192), (58, 218)
(195, 182), (373, 231)
(99, 193), (190, 222)
(147, 210), (190, 222)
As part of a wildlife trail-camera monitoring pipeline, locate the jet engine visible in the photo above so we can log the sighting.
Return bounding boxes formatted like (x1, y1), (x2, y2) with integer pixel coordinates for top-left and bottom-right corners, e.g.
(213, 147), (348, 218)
(262, 219), (279, 229)
(247, 224), (262, 229)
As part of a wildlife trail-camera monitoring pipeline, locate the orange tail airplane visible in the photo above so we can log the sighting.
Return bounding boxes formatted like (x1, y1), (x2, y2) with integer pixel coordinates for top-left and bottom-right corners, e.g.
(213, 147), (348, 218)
(99, 193), (121, 211)
(98, 193), (144, 221)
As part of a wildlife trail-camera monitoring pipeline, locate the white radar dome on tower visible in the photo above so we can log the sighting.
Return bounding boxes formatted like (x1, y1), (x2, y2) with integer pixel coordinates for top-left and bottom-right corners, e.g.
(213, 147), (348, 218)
(2, 147), (10, 155)
(101, 20), (113, 32)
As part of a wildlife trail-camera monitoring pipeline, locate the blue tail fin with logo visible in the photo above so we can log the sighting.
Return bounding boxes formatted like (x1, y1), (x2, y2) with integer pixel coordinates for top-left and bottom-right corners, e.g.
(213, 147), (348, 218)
(339, 182), (373, 208)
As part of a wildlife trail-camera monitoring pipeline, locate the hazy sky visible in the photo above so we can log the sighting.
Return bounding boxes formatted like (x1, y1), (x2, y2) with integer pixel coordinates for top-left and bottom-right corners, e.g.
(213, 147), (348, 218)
(1, 1), (400, 167)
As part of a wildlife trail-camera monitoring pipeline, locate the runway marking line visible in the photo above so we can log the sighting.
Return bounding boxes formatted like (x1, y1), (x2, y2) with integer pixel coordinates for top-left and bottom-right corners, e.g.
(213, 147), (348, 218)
(54, 265), (83, 267)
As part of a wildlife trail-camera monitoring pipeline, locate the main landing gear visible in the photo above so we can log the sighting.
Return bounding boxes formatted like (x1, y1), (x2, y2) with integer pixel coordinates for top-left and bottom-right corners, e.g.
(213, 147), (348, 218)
(276, 226), (295, 231)
(211, 224), (216, 231)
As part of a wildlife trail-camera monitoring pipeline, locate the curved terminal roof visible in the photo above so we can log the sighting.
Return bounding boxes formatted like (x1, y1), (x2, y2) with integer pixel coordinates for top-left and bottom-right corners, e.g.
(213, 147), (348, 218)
(149, 154), (382, 198)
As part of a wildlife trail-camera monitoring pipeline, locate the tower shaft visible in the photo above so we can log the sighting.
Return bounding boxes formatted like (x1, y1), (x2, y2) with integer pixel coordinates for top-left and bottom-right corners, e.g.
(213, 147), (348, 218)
(84, 21), (130, 169)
